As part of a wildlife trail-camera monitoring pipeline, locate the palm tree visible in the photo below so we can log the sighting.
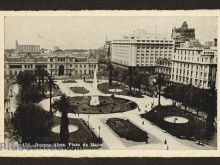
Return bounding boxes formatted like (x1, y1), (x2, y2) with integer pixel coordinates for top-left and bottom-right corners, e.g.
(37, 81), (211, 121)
(48, 75), (55, 114)
(52, 94), (72, 147)
(107, 62), (113, 86)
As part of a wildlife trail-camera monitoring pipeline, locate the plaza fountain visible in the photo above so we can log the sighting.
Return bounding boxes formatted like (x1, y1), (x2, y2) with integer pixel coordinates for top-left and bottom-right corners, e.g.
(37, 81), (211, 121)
(89, 67), (100, 106)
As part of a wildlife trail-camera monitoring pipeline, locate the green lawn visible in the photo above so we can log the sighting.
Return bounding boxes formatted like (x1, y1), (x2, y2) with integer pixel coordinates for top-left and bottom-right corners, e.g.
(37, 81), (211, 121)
(70, 87), (89, 94)
(98, 83), (144, 98)
(106, 118), (149, 143)
(69, 96), (137, 114)
(141, 105), (216, 145)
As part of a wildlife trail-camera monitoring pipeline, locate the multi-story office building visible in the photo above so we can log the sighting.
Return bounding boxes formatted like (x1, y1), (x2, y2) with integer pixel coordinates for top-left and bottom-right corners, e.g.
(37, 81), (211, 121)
(171, 21), (196, 48)
(111, 30), (174, 67)
(170, 41), (217, 89)
(5, 41), (98, 77)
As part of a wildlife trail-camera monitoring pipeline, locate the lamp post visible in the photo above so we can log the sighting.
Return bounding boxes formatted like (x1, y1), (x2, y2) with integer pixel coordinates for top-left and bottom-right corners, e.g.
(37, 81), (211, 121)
(88, 115), (90, 127)
(98, 126), (101, 139)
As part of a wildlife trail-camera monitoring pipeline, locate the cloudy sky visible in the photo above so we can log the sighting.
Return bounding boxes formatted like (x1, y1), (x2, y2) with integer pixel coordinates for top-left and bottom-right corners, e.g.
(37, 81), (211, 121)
(5, 16), (217, 49)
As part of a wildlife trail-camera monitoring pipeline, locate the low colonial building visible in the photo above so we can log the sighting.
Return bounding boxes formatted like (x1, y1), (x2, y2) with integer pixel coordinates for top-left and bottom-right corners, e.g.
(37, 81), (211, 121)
(4, 41), (98, 78)
(155, 58), (172, 77)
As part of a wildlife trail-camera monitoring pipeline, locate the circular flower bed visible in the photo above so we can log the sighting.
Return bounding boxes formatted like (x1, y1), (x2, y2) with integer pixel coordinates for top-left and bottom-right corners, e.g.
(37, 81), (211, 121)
(164, 116), (189, 124)
(52, 125), (79, 133)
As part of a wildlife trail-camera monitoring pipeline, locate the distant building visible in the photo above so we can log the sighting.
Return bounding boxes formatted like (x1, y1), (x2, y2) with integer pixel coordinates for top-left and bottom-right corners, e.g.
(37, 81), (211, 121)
(15, 40), (40, 54)
(111, 30), (174, 67)
(5, 41), (98, 77)
(171, 21), (195, 48)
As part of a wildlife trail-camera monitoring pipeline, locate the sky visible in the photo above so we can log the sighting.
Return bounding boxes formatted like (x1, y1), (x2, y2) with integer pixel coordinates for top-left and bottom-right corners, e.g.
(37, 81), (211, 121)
(4, 16), (217, 50)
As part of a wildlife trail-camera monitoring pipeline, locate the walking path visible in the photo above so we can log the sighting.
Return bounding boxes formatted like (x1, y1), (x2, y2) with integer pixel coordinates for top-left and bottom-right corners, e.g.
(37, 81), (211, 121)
(40, 79), (215, 150)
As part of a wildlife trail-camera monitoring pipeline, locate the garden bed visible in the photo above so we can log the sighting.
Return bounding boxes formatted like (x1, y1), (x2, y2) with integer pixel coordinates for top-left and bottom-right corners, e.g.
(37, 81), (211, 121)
(106, 118), (149, 143)
(62, 80), (77, 83)
(70, 87), (89, 94)
(141, 105), (216, 145)
(69, 96), (137, 114)
(98, 83), (129, 95)
(34, 117), (102, 149)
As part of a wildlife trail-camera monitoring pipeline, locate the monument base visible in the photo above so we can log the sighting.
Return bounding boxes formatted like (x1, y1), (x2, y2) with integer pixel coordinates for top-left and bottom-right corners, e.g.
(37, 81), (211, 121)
(89, 96), (100, 106)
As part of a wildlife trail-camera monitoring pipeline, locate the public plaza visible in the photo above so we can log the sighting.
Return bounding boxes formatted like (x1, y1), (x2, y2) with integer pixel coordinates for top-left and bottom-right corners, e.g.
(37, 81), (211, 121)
(4, 16), (217, 150)
(5, 73), (216, 150)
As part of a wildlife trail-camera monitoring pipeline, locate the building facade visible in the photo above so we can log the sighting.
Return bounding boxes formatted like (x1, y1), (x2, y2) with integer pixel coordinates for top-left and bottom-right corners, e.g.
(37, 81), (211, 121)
(155, 58), (172, 76)
(5, 42), (98, 78)
(111, 30), (174, 67)
(170, 45), (217, 89)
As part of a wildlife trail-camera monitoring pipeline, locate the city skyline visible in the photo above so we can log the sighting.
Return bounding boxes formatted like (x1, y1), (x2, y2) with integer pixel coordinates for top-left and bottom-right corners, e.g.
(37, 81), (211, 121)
(5, 16), (217, 49)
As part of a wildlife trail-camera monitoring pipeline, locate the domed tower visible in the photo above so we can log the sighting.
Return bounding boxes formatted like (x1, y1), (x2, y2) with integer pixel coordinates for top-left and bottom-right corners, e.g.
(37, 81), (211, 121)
(181, 21), (188, 29)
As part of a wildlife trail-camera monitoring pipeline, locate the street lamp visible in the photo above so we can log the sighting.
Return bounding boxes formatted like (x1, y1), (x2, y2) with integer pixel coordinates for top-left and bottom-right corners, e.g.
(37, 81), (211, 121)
(88, 115), (90, 127)
(98, 126), (101, 139)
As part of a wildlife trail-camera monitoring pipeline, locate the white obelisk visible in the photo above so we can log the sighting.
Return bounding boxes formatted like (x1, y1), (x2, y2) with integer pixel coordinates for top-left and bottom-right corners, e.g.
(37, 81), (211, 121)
(89, 66), (100, 106)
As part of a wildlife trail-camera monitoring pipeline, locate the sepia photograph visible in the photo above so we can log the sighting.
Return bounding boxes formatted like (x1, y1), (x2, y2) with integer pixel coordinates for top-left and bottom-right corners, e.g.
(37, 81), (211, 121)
(3, 15), (217, 151)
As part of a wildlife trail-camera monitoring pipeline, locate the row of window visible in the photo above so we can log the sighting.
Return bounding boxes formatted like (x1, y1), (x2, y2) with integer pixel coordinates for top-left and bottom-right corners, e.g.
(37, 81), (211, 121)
(174, 55), (212, 63)
(173, 63), (208, 70)
(173, 68), (207, 78)
(137, 47), (173, 49)
(171, 75), (207, 86)
(136, 40), (173, 43)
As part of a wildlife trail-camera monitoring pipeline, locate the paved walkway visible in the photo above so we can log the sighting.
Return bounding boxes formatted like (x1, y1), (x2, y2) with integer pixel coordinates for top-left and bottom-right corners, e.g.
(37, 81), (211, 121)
(40, 79), (215, 150)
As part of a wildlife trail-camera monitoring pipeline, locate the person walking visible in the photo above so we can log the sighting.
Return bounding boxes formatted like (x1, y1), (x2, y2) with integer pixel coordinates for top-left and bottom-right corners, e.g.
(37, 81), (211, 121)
(164, 139), (167, 145)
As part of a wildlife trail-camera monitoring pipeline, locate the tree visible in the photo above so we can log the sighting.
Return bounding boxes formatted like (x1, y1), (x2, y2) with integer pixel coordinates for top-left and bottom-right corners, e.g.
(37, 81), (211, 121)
(182, 84), (193, 111)
(121, 69), (129, 86)
(11, 103), (54, 144)
(156, 73), (166, 106)
(34, 67), (49, 96)
(47, 75), (55, 114)
(52, 94), (76, 147)
(163, 83), (175, 101)
(132, 69), (145, 95)
(107, 63), (113, 86)
(18, 83), (42, 104)
(112, 68), (120, 84)
(172, 84), (185, 103)
(203, 85), (217, 138)
(17, 70), (36, 86)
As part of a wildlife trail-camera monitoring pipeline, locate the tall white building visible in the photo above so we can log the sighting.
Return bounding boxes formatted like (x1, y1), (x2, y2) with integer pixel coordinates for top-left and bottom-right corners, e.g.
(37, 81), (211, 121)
(111, 30), (174, 67)
(170, 42), (217, 89)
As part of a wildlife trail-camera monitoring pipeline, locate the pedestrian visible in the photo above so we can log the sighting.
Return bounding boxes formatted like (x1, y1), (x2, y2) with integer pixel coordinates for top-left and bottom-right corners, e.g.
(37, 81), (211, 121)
(164, 139), (167, 145)
(142, 121), (144, 125)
